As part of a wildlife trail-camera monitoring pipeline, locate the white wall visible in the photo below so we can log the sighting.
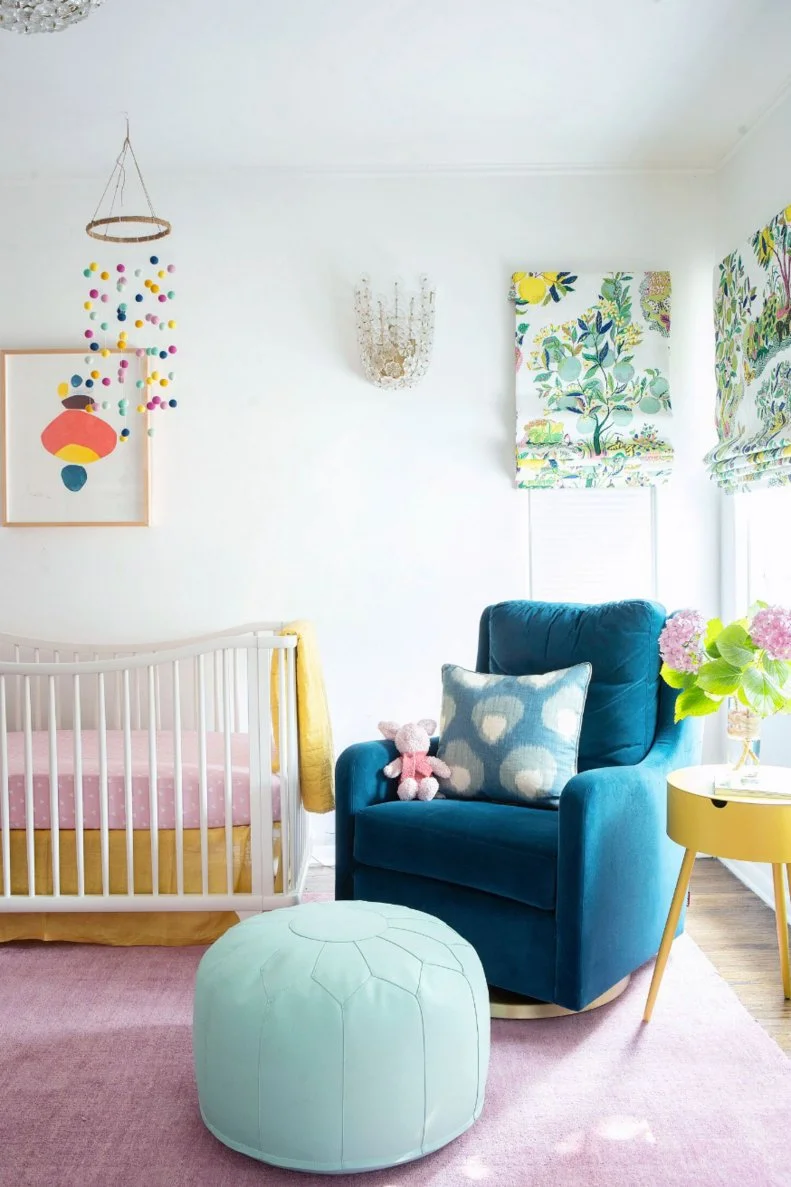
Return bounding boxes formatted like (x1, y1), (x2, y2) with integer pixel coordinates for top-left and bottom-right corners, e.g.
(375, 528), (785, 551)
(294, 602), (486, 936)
(0, 170), (719, 828)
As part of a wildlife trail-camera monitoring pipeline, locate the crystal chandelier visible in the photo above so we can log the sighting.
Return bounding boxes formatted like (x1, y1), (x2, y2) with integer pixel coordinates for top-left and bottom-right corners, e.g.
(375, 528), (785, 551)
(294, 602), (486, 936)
(354, 275), (435, 389)
(0, 0), (103, 33)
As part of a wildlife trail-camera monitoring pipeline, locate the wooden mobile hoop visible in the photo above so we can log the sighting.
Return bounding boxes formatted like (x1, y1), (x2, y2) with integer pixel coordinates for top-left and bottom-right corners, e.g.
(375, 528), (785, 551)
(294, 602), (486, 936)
(86, 122), (171, 244)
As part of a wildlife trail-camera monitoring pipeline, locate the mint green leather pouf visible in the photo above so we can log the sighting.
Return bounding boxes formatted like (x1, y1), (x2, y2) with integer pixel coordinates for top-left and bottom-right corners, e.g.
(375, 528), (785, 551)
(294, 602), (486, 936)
(193, 901), (490, 1174)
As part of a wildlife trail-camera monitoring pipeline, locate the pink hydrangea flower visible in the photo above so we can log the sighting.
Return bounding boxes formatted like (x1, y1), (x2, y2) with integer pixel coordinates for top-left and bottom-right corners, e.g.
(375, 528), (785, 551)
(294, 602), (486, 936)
(750, 606), (791, 660)
(659, 610), (706, 673)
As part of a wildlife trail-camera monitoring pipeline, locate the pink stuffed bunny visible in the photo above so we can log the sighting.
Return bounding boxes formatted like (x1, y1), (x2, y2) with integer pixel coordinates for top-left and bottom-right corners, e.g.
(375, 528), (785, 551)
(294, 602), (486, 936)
(378, 719), (451, 802)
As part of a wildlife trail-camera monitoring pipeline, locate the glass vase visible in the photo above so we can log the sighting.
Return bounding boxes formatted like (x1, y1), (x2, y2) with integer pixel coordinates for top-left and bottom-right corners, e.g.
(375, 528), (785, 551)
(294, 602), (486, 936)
(725, 698), (762, 783)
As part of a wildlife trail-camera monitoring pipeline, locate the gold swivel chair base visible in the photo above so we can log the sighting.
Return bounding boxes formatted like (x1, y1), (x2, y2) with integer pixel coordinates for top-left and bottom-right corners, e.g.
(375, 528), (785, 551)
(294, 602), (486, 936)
(489, 974), (631, 1019)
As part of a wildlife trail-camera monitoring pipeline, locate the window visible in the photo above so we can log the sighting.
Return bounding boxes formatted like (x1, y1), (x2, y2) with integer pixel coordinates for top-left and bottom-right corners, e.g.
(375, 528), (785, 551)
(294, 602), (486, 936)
(742, 487), (791, 606)
(736, 486), (791, 766)
(527, 488), (656, 603)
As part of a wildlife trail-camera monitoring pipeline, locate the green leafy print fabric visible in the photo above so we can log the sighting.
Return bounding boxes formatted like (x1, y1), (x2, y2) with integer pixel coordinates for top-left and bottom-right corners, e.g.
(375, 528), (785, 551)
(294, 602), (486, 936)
(512, 271), (674, 489)
(706, 203), (791, 492)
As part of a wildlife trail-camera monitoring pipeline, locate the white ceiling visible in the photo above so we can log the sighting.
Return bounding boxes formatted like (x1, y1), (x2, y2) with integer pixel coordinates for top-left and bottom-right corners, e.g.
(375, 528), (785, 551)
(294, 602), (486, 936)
(0, 0), (789, 179)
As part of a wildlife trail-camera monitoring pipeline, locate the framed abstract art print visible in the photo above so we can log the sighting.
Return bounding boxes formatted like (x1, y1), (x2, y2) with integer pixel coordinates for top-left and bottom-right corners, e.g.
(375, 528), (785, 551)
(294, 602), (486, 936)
(1, 349), (150, 527)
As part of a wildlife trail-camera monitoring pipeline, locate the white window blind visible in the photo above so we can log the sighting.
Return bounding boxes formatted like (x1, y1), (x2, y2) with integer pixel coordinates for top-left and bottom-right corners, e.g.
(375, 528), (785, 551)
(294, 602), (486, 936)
(527, 488), (656, 603)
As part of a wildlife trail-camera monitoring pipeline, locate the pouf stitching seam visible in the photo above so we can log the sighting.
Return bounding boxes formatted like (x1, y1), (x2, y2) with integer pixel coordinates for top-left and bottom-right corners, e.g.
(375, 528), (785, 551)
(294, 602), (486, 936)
(417, 965), (427, 1155)
(462, 969), (483, 1114)
(352, 939), (409, 992)
(256, 963), (278, 1156)
(352, 939), (424, 995)
(381, 931), (464, 973)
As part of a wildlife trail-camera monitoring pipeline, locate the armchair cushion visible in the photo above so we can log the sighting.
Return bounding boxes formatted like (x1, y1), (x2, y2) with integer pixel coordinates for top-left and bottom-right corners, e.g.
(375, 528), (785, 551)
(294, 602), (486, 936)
(437, 661), (591, 806)
(353, 799), (558, 912)
(477, 599), (666, 771)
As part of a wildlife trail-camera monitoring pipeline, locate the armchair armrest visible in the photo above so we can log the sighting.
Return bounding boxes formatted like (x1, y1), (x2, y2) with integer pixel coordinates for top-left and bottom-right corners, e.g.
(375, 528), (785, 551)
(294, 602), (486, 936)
(334, 738), (438, 900)
(555, 685), (702, 1009)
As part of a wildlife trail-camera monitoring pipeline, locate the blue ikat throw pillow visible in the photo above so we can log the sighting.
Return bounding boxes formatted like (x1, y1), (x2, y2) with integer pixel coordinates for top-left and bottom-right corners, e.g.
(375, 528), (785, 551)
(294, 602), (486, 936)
(437, 662), (592, 807)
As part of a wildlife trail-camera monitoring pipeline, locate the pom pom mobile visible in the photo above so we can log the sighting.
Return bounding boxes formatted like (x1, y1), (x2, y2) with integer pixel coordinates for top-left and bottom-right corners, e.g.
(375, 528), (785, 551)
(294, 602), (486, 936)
(42, 122), (178, 495)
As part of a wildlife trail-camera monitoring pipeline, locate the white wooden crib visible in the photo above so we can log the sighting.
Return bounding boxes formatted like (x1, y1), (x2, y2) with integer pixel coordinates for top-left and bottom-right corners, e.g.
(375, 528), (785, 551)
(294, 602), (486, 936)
(0, 623), (309, 916)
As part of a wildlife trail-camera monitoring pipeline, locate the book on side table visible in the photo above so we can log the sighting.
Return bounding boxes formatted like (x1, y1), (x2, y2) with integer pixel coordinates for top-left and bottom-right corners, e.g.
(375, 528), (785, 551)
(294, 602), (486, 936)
(713, 766), (791, 799)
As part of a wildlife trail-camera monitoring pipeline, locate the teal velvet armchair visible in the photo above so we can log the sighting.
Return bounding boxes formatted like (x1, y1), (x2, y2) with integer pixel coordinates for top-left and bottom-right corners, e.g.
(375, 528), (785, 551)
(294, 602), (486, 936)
(335, 600), (702, 1011)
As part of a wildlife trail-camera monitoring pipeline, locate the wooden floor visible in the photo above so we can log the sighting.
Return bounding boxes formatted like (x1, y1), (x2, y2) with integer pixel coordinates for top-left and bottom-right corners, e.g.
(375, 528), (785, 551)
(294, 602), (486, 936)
(309, 858), (791, 1053)
(687, 857), (791, 1053)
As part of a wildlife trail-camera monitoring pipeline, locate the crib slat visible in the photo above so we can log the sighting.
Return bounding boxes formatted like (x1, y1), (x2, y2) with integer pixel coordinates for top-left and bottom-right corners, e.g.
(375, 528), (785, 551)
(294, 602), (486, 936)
(233, 648), (241, 733)
(53, 652), (61, 729)
(73, 675), (85, 897)
(248, 639), (274, 900)
(98, 673), (109, 896)
(134, 668), (142, 731)
(122, 669), (134, 896)
(155, 665), (162, 732)
(197, 654), (209, 895)
(148, 665), (159, 896)
(48, 676), (60, 896)
(23, 676), (35, 896)
(14, 645), (21, 732)
(286, 645), (302, 887)
(214, 650), (222, 732)
(223, 648), (233, 895)
(172, 660), (184, 896)
(278, 643), (290, 892)
(114, 657), (122, 731)
(34, 649), (41, 728)
(0, 676), (10, 898)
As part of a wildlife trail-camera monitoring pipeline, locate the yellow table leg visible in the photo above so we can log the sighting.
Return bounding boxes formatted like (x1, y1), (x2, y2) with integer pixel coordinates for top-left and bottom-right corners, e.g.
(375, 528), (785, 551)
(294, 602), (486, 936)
(643, 848), (696, 1023)
(772, 863), (791, 1000)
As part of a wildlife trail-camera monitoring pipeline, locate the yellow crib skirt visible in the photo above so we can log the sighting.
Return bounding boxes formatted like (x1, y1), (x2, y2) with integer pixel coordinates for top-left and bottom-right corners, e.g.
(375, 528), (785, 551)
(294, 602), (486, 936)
(0, 825), (282, 946)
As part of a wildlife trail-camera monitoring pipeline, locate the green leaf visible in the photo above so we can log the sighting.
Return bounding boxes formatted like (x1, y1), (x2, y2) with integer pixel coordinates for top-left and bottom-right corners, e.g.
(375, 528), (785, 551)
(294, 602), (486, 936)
(660, 663), (693, 689)
(748, 599), (769, 616)
(674, 686), (721, 722)
(704, 617), (724, 650)
(764, 657), (791, 691)
(740, 666), (785, 715)
(716, 623), (755, 669)
(696, 659), (743, 695)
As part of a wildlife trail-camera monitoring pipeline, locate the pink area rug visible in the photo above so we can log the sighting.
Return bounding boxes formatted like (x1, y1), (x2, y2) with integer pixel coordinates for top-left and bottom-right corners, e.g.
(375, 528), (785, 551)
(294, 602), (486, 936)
(1, 930), (790, 1186)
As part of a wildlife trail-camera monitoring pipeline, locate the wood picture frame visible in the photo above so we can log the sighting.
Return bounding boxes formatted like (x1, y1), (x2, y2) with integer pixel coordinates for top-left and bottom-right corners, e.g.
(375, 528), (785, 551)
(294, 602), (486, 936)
(1, 348), (151, 527)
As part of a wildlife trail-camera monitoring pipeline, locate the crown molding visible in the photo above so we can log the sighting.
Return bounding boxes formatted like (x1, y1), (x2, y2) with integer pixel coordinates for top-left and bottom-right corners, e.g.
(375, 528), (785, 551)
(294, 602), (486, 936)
(0, 160), (717, 188)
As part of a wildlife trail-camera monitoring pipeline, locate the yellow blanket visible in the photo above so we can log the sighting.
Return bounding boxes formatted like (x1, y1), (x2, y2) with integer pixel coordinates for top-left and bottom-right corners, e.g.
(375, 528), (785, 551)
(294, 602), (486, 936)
(273, 619), (335, 814)
(0, 619), (334, 945)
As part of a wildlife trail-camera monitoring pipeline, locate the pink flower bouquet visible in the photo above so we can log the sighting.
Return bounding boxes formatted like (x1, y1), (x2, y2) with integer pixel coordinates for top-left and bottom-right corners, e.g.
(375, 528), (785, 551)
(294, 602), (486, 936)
(659, 603), (791, 721)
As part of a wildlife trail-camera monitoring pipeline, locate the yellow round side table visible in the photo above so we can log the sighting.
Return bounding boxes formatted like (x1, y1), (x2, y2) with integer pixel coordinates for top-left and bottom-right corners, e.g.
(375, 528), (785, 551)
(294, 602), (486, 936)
(643, 764), (791, 1022)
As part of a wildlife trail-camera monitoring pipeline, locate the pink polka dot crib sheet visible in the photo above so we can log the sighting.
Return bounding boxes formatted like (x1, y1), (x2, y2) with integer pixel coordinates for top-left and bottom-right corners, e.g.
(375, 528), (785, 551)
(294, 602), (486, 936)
(2, 729), (282, 830)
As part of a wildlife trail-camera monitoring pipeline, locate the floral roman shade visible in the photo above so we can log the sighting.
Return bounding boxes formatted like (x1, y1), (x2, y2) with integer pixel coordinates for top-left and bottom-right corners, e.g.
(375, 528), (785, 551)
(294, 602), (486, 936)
(706, 203), (791, 492)
(512, 270), (674, 489)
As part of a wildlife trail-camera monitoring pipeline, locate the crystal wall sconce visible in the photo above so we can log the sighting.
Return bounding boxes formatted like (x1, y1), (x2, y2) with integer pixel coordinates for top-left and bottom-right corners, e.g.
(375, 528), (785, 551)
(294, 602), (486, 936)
(354, 275), (436, 389)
